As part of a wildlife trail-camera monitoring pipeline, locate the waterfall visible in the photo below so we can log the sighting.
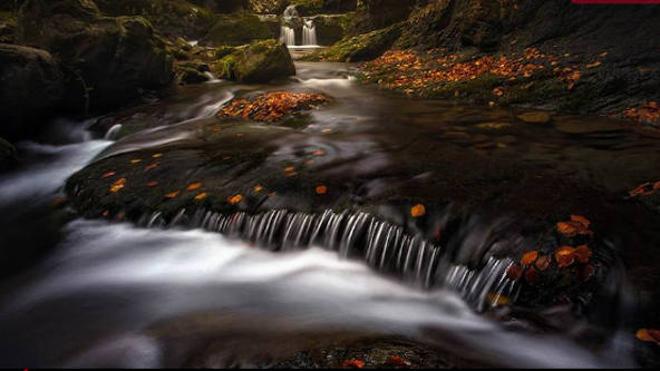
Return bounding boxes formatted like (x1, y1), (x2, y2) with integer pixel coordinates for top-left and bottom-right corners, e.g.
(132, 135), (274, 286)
(302, 19), (318, 46)
(280, 26), (296, 46)
(136, 207), (520, 310)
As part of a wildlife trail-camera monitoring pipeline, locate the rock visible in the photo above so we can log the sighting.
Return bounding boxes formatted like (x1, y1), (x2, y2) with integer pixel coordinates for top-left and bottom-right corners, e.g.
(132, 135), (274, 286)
(94, 0), (218, 39)
(17, 0), (174, 113)
(517, 112), (552, 124)
(175, 61), (212, 85)
(204, 12), (275, 46)
(554, 118), (624, 135)
(0, 43), (65, 139)
(213, 39), (295, 83)
(303, 23), (401, 62)
(0, 136), (17, 171)
(313, 14), (351, 46)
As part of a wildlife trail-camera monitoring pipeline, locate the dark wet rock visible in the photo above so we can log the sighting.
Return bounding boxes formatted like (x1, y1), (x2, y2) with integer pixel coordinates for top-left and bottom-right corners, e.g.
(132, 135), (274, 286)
(94, 0), (218, 39)
(302, 23), (401, 62)
(312, 14), (351, 46)
(175, 61), (212, 85)
(554, 118), (625, 135)
(351, 0), (416, 34)
(17, 0), (174, 113)
(203, 12), (275, 46)
(213, 39), (295, 83)
(0, 137), (17, 171)
(0, 43), (65, 140)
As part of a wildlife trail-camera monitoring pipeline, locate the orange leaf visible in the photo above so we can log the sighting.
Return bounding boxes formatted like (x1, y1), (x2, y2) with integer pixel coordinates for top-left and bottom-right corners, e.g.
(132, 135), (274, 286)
(521, 250), (539, 266)
(341, 359), (365, 369)
(315, 184), (328, 195)
(254, 184), (264, 193)
(164, 191), (180, 199)
(147, 181), (159, 188)
(194, 192), (208, 201)
(186, 182), (203, 191)
(555, 246), (576, 268)
(636, 328), (660, 344)
(410, 203), (426, 218)
(227, 194), (243, 205)
(109, 178), (127, 193)
(556, 221), (579, 237)
(574, 245), (592, 264)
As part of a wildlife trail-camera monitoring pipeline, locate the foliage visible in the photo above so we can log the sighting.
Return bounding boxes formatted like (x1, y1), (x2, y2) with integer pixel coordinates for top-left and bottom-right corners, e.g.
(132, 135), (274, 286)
(218, 91), (330, 122)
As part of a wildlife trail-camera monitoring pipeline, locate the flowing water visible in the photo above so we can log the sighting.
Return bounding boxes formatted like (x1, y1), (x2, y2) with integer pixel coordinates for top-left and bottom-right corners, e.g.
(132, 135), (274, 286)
(0, 61), (658, 367)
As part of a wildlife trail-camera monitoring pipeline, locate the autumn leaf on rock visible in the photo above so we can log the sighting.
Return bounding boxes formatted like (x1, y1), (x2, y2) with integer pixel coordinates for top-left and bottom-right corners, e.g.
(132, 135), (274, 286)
(315, 184), (328, 195)
(227, 194), (243, 205)
(194, 192), (208, 201)
(521, 250), (539, 266)
(555, 246), (576, 268)
(253, 184), (264, 193)
(384, 355), (411, 367)
(130, 159), (142, 165)
(109, 178), (127, 193)
(341, 359), (365, 369)
(410, 203), (426, 218)
(186, 182), (203, 191)
(636, 328), (660, 344)
(535, 255), (551, 271)
(145, 163), (160, 171)
(164, 191), (180, 199)
(147, 181), (159, 188)
(574, 245), (592, 263)
(506, 264), (523, 281)
(101, 171), (116, 179)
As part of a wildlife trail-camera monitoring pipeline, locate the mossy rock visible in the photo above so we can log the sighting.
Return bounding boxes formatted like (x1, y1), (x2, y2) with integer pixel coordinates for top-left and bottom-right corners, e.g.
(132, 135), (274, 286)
(204, 12), (274, 46)
(302, 23), (401, 62)
(94, 0), (217, 39)
(312, 13), (352, 46)
(289, 0), (324, 15)
(247, 0), (288, 14)
(174, 60), (211, 85)
(17, 0), (174, 113)
(212, 39), (295, 83)
(0, 11), (16, 43)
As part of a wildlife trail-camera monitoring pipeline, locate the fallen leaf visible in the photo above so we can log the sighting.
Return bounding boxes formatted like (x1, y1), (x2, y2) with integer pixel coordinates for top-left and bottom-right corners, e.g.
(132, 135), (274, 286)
(194, 192), (208, 201)
(109, 178), (127, 193)
(586, 61), (602, 69)
(186, 182), (203, 191)
(315, 184), (328, 195)
(555, 246), (576, 268)
(636, 328), (660, 344)
(254, 184), (264, 193)
(164, 191), (180, 199)
(341, 359), (365, 369)
(384, 355), (411, 367)
(101, 171), (117, 179)
(152, 153), (163, 159)
(487, 292), (510, 307)
(570, 215), (591, 229)
(521, 250), (539, 266)
(227, 194), (243, 205)
(410, 203), (426, 218)
(130, 159), (142, 164)
(147, 181), (159, 188)
(556, 221), (579, 237)
(525, 267), (539, 284)
(145, 163), (160, 171)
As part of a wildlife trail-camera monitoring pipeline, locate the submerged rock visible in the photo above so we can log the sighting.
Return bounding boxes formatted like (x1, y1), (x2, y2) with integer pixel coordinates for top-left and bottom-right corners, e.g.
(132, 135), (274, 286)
(17, 0), (174, 112)
(0, 43), (65, 139)
(213, 39), (295, 83)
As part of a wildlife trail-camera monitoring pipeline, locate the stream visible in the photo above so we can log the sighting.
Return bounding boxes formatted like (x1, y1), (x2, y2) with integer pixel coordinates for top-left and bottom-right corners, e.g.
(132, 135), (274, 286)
(0, 60), (658, 368)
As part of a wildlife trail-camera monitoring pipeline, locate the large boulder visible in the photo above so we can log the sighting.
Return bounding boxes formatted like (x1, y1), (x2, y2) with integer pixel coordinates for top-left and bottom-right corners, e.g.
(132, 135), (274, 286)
(0, 43), (65, 139)
(247, 0), (288, 14)
(17, 0), (174, 112)
(302, 23), (401, 62)
(213, 39), (295, 83)
(204, 12), (275, 46)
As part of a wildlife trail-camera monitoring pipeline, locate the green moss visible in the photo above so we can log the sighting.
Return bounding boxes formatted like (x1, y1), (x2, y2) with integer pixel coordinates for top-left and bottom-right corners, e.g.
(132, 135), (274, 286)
(290, 0), (324, 15)
(302, 23), (401, 62)
(204, 12), (273, 46)
(212, 39), (295, 83)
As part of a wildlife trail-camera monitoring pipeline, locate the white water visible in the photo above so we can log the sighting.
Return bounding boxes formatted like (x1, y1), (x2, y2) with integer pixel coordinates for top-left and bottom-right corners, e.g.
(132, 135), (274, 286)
(0, 220), (632, 368)
(280, 26), (296, 46)
(302, 19), (318, 46)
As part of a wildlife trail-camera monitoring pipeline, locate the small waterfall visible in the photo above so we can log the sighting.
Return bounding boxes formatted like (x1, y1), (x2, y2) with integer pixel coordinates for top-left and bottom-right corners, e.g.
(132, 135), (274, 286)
(302, 19), (317, 46)
(136, 208), (519, 309)
(104, 124), (123, 140)
(280, 26), (296, 46)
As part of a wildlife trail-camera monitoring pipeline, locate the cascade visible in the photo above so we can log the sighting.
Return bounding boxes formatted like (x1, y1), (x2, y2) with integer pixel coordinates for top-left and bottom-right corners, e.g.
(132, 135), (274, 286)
(302, 19), (318, 46)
